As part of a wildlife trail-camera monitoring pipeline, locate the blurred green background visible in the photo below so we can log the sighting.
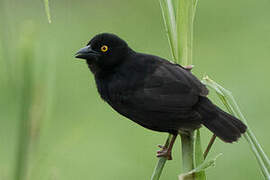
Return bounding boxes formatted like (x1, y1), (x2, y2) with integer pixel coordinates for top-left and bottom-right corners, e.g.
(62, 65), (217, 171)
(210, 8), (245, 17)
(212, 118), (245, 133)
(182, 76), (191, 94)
(0, 0), (270, 179)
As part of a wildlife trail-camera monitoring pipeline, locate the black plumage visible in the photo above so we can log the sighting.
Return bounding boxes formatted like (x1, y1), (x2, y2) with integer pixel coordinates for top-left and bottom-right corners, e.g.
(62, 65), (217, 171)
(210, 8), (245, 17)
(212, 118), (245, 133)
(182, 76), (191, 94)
(75, 33), (247, 144)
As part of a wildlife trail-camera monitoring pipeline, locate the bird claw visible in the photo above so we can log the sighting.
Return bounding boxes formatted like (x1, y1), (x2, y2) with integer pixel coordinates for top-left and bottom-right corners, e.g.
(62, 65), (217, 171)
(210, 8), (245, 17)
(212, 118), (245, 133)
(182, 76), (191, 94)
(156, 144), (172, 160)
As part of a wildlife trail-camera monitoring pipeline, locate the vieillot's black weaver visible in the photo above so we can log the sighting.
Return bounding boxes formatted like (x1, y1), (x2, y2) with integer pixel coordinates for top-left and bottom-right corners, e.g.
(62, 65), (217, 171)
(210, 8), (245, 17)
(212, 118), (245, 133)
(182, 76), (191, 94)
(75, 33), (247, 159)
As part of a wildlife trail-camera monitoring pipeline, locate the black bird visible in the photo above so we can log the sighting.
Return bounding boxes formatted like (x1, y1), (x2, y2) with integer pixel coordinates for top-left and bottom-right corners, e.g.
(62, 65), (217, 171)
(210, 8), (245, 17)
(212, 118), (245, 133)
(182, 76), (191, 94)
(75, 33), (247, 159)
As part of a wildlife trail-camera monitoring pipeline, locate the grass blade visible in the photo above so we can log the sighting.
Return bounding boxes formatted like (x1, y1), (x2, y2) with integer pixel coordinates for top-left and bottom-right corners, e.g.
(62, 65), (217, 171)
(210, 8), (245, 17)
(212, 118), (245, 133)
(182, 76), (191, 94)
(43, 0), (52, 23)
(14, 21), (50, 180)
(194, 130), (206, 180)
(14, 24), (35, 180)
(202, 76), (270, 179)
(151, 134), (173, 180)
(159, 0), (177, 61)
(179, 154), (222, 180)
(176, 0), (194, 66)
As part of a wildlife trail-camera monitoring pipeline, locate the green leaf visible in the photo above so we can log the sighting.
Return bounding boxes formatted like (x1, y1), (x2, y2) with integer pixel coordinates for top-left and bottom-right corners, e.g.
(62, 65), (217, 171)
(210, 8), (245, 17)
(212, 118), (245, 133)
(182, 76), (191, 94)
(176, 0), (194, 66)
(194, 130), (206, 180)
(15, 22), (36, 180)
(159, 0), (177, 61)
(178, 154), (222, 180)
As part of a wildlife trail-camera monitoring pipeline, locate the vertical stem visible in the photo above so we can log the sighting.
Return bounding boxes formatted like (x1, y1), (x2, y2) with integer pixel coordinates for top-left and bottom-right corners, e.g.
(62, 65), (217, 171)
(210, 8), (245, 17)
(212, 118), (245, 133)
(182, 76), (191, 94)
(177, 0), (197, 179)
(180, 131), (195, 179)
(176, 0), (194, 66)
(151, 156), (169, 180)
(154, 0), (199, 179)
(151, 134), (173, 180)
(194, 130), (207, 179)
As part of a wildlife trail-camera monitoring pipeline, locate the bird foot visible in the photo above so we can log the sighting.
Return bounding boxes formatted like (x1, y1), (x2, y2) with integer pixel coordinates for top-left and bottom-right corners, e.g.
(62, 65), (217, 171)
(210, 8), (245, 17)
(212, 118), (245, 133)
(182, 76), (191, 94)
(156, 144), (172, 160)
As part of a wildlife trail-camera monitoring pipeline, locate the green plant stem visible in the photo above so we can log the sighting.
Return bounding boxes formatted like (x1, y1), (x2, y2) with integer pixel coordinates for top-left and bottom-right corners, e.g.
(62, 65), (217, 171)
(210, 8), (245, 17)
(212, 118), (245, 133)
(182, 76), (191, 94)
(176, 0), (194, 66)
(151, 155), (169, 180)
(151, 134), (173, 180)
(244, 133), (270, 178)
(155, 0), (200, 179)
(180, 131), (195, 180)
(176, 0), (198, 178)
(194, 130), (206, 180)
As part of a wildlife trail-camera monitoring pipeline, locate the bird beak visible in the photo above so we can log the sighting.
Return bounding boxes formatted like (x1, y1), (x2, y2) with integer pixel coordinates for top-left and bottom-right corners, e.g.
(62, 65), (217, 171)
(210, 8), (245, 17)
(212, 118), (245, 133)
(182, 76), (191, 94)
(75, 45), (100, 60)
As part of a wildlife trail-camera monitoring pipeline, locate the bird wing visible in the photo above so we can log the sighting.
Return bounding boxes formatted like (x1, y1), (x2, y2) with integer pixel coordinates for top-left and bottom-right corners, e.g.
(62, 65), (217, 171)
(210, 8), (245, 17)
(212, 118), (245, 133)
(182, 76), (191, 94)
(123, 61), (208, 112)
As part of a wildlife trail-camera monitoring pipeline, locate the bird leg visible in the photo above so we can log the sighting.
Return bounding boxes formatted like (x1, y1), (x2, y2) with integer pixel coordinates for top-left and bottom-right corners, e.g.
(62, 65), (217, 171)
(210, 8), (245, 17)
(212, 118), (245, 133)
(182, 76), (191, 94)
(157, 134), (177, 160)
(203, 134), (217, 159)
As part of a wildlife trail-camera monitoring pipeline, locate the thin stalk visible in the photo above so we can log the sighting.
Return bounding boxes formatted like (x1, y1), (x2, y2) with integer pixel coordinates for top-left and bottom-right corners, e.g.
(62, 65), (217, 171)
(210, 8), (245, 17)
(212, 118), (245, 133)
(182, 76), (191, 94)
(176, 0), (198, 179)
(152, 1), (177, 178)
(194, 130), (206, 180)
(159, 0), (178, 61)
(151, 134), (173, 180)
(202, 76), (270, 179)
(244, 134), (270, 178)
(223, 91), (270, 170)
(192, 0), (199, 22)
(176, 0), (194, 66)
(151, 157), (168, 180)
(154, 0), (199, 179)
(43, 0), (52, 23)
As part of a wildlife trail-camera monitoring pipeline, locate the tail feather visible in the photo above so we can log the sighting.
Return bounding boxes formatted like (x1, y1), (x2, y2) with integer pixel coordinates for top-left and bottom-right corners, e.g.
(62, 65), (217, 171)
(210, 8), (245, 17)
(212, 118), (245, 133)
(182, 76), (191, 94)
(195, 96), (247, 143)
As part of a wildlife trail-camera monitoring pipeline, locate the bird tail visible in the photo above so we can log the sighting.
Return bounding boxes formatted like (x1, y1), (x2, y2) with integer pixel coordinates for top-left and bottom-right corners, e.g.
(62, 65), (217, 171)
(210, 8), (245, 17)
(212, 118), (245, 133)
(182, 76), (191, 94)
(194, 96), (247, 143)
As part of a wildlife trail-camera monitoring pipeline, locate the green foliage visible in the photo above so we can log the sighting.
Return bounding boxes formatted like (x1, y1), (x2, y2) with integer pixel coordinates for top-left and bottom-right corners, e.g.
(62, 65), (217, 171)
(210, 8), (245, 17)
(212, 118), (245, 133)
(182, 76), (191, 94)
(179, 154), (222, 180)
(194, 130), (206, 180)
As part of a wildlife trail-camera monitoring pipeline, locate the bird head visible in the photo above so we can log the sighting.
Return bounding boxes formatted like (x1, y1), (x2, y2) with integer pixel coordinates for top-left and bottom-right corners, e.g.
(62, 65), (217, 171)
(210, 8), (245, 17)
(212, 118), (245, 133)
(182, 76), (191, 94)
(75, 33), (131, 71)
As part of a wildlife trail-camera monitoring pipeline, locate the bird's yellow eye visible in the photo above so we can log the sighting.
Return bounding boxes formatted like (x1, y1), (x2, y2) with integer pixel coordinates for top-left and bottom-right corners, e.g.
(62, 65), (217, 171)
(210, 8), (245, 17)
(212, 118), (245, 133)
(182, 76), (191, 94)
(100, 45), (108, 52)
